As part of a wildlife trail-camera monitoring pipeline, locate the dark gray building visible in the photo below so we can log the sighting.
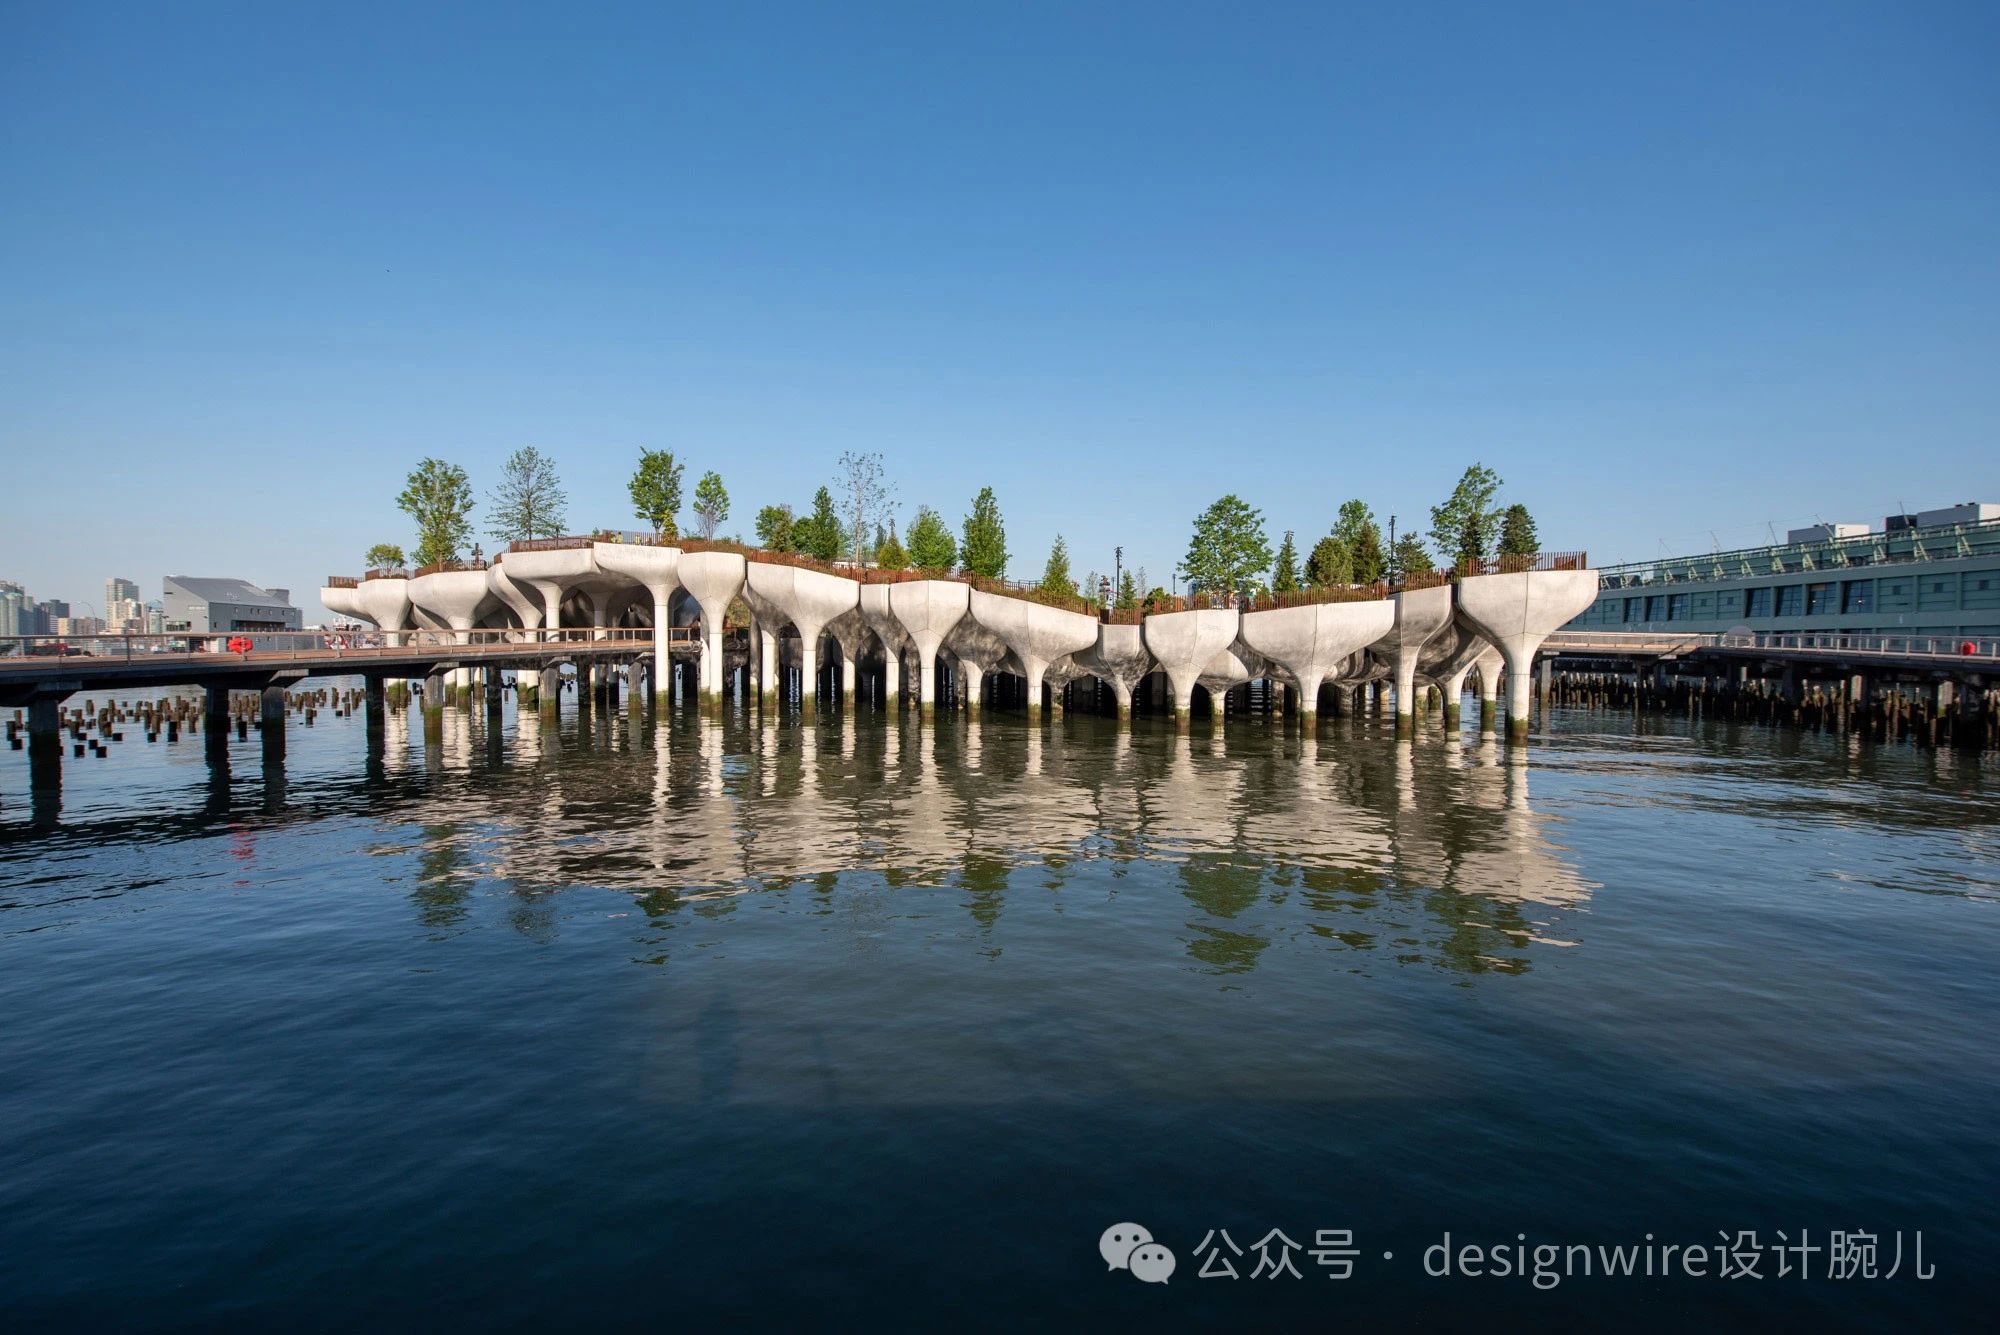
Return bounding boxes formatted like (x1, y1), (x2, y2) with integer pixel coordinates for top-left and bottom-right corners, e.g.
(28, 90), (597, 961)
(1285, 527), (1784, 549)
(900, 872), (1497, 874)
(161, 576), (301, 634)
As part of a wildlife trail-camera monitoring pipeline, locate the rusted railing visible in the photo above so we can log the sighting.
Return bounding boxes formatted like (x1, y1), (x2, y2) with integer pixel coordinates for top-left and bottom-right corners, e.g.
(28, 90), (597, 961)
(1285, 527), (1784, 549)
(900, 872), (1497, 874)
(411, 558), (488, 578)
(1457, 551), (1588, 575)
(326, 575), (359, 588)
(1246, 583), (1393, 611)
(362, 569), (406, 581)
(506, 535), (596, 553)
(964, 574), (1094, 616)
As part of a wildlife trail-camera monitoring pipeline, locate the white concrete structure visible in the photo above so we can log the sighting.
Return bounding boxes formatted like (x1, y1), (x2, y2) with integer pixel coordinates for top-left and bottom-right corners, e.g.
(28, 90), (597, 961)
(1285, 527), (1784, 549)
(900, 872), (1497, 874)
(889, 580), (970, 719)
(966, 590), (1101, 719)
(942, 615), (1011, 715)
(1071, 623), (1153, 719)
(677, 551), (747, 707)
(1142, 607), (1240, 725)
(744, 562), (859, 716)
(1371, 584), (1454, 735)
(1453, 569), (1599, 737)
(1239, 599), (1396, 722)
(333, 543), (1594, 743)
(859, 584), (914, 709)
(592, 542), (681, 703)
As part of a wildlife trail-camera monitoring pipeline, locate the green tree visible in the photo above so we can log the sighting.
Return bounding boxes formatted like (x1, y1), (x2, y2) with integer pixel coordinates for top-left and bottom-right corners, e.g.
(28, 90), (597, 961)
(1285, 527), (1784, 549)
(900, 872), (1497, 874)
(960, 486), (1009, 578)
(1430, 463), (1504, 569)
(692, 470), (730, 540)
(398, 458), (475, 568)
(1115, 569), (1138, 609)
(905, 506), (958, 572)
(1499, 503), (1540, 558)
(628, 449), (684, 539)
(1304, 534), (1351, 587)
(797, 486), (843, 561)
(364, 542), (406, 573)
(1179, 494), (1272, 603)
(1272, 530), (1300, 593)
(1037, 534), (1077, 598)
(485, 446), (567, 544)
(1331, 499), (1385, 584)
(754, 504), (796, 552)
(1351, 525), (1384, 584)
(1394, 533), (1435, 578)
(875, 522), (909, 570)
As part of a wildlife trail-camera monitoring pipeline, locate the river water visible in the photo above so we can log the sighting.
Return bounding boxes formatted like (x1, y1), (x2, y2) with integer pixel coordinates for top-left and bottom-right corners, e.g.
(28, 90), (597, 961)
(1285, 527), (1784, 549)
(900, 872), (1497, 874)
(2, 692), (1995, 1328)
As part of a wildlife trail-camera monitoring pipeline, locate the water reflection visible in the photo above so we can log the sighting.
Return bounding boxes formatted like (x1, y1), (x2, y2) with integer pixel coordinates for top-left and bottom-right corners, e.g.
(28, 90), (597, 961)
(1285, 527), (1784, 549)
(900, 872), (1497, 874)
(295, 708), (1600, 979)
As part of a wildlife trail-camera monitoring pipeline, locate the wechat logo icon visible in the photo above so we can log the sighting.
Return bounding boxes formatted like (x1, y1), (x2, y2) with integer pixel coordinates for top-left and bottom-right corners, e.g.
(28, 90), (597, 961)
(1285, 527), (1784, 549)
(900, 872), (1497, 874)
(1101, 1222), (1177, 1284)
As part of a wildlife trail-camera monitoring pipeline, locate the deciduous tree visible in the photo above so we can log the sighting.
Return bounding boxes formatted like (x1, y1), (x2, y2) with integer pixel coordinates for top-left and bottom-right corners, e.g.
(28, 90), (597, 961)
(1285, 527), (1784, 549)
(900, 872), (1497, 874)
(628, 449), (684, 539)
(485, 446), (567, 544)
(398, 458), (475, 568)
(1179, 494), (1272, 603)
(693, 470), (730, 540)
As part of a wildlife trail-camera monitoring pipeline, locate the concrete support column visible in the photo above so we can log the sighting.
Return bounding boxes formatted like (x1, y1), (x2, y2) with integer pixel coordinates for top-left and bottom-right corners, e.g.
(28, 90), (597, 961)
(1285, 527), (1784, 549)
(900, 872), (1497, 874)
(1501, 646), (1535, 742)
(1442, 665), (1473, 727)
(797, 635), (819, 719)
(1166, 672), (1197, 728)
(205, 685), (230, 737)
(759, 627), (779, 709)
(365, 675), (386, 730)
(650, 588), (674, 708)
(1293, 674), (1320, 726)
(962, 664), (985, 717)
(702, 623), (725, 709)
(841, 653), (857, 711)
(423, 668), (446, 743)
(916, 649), (944, 721)
(1393, 654), (1419, 738)
(28, 696), (62, 808)
(882, 648), (901, 710)
(539, 665), (560, 715)
(259, 683), (286, 749)
(1538, 655), (1554, 709)
(1023, 660), (1047, 721)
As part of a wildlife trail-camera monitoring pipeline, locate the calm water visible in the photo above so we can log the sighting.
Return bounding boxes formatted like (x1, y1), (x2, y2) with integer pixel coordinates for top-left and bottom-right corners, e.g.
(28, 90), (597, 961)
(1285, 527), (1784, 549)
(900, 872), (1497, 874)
(2, 692), (1996, 1329)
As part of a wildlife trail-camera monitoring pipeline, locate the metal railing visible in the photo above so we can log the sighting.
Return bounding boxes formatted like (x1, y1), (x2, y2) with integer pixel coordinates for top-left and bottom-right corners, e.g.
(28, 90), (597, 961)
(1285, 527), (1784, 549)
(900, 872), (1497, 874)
(325, 575), (360, 588)
(410, 558), (488, 578)
(0, 626), (689, 670)
(1546, 629), (2000, 663)
(1593, 515), (2000, 589)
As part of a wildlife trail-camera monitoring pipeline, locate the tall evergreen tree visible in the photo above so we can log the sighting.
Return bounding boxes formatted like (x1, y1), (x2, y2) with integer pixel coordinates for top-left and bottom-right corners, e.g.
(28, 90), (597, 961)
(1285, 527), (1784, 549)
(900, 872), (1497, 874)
(1394, 533), (1435, 578)
(1272, 530), (1300, 592)
(1498, 503), (1540, 558)
(905, 507), (958, 571)
(1304, 534), (1351, 587)
(1037, 535), (1077, 598)
(961, 486), (1009, 578)
(801, 487), (843, 561)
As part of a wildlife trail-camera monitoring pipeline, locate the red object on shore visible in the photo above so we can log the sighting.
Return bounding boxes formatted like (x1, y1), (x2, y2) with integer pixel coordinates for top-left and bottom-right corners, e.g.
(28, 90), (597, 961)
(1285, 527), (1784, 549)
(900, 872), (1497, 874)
(1963, 641), (1978, 656)
(228, 636), (253, 655)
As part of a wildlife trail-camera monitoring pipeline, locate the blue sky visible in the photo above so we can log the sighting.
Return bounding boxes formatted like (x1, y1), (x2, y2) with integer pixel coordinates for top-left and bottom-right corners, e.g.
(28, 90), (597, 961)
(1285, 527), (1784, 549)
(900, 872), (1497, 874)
(3, 1), (1995, 621)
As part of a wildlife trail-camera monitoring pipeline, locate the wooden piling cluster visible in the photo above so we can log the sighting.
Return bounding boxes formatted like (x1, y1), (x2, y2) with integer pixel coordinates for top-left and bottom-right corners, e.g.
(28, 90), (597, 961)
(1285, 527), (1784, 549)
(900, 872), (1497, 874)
(1549, 668), (1999, 750)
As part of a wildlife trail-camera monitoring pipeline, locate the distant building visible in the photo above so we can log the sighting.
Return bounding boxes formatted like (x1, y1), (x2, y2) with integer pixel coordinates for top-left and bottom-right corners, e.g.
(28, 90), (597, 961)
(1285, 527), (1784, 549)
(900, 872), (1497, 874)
(55, 615), (104, 637)
(0, 587), (23, 637)
(161, 576), (302, 634)
(1569, 499), (2000, 640)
